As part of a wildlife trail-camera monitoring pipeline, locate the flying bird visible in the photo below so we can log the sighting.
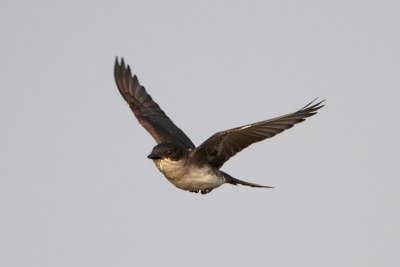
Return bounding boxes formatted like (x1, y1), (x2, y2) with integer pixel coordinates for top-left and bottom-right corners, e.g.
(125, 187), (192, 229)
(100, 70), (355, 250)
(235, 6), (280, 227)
(114, 58), (324, 194)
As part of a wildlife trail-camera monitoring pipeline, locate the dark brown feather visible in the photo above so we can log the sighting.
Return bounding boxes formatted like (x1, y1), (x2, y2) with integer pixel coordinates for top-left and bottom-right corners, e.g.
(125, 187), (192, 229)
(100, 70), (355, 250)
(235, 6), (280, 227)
(193, 99), (324, 168)
(114, 58), (195, 150)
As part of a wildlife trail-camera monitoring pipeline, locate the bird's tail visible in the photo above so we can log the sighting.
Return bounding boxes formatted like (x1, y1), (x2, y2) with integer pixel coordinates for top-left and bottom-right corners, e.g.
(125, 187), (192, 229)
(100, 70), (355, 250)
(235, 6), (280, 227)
(222, 172), (273, 189)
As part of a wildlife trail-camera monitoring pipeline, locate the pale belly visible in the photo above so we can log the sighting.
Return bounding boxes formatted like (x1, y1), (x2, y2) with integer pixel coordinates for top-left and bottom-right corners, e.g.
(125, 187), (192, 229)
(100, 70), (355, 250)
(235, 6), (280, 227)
(153, 158), (225, 191)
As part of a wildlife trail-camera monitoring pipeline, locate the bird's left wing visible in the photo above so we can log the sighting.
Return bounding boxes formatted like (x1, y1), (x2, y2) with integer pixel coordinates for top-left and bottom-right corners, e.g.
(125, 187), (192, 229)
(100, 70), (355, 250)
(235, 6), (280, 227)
(193, 100), (324, 168)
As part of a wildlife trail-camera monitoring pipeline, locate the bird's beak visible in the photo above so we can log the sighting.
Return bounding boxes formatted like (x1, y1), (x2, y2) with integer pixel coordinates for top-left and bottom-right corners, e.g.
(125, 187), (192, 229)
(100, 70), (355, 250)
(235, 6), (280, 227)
(147, 152), (161, 160)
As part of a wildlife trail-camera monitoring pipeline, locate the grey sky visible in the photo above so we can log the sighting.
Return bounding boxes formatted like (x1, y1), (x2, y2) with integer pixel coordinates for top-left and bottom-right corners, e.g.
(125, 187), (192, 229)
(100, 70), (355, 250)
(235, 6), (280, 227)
(1, 0), (399, 266)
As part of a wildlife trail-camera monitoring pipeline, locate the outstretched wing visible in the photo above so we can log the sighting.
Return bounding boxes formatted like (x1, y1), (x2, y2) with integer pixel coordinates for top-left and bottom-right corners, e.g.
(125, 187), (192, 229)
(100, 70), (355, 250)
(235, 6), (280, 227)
(114, 58), (195, 150)
(193, 100), (324, 168)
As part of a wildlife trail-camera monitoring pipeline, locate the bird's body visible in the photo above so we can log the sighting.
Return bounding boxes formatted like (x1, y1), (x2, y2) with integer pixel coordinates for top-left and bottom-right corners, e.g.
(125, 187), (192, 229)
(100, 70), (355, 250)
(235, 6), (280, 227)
(153, 156), (225, 192)
(114, 57), (324, 194)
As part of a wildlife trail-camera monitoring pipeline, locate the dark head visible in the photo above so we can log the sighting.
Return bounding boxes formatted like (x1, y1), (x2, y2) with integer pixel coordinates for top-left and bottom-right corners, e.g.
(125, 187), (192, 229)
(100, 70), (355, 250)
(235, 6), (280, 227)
(147, 143), (187, 161)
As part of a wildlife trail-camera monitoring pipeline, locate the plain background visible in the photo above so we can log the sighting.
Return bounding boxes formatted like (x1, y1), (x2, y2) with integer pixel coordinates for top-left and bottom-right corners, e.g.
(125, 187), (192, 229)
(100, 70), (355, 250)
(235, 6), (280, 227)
(1, 1), (399, 266)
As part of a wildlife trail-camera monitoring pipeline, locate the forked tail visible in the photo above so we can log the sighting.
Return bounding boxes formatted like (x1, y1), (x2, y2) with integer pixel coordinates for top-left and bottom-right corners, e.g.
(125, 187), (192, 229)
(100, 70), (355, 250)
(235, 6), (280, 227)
(222, 171), (274, 188)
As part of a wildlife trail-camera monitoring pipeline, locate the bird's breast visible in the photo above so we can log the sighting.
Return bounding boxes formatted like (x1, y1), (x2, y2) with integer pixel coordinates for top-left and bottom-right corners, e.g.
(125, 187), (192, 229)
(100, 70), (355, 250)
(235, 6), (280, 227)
(152, 158), (225, 191)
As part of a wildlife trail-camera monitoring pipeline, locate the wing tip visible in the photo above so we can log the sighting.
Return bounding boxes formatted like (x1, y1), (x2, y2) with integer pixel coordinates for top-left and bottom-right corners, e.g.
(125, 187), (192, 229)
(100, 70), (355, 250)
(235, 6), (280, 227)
(114, 56), (125, 66)
(299, 98), (326, 117)
(114, 56), (126, 79)
(302, 98), (326, 109)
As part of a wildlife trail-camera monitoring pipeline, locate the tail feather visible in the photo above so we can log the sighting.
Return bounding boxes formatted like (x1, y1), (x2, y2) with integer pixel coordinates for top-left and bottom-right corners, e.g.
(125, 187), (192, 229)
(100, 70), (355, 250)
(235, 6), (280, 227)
(222, 172), (273, 189)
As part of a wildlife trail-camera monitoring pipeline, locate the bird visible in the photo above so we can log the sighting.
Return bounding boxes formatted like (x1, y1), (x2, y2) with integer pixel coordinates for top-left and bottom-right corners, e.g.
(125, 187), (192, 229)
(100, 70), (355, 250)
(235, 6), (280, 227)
(114, 57), (324, 194)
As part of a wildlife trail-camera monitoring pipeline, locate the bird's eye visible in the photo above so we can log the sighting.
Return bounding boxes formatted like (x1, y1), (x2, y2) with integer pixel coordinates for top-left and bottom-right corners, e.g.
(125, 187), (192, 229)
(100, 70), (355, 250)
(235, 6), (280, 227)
(167, 150), (172, 155)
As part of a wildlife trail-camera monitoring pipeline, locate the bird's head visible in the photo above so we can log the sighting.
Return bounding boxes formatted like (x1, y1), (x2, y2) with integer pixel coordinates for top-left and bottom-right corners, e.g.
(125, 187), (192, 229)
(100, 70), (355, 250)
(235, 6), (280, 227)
(147, 143), (186, 161)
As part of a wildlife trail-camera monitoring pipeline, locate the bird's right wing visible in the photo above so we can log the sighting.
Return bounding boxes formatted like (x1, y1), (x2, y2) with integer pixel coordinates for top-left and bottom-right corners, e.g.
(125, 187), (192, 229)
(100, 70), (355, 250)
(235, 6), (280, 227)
(114, 58), (195, 150)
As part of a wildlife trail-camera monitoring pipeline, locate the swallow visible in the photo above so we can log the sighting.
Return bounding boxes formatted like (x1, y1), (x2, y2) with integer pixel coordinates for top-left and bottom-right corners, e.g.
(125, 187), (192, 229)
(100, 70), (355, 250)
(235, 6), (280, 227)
(114, 58), (324, 194)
